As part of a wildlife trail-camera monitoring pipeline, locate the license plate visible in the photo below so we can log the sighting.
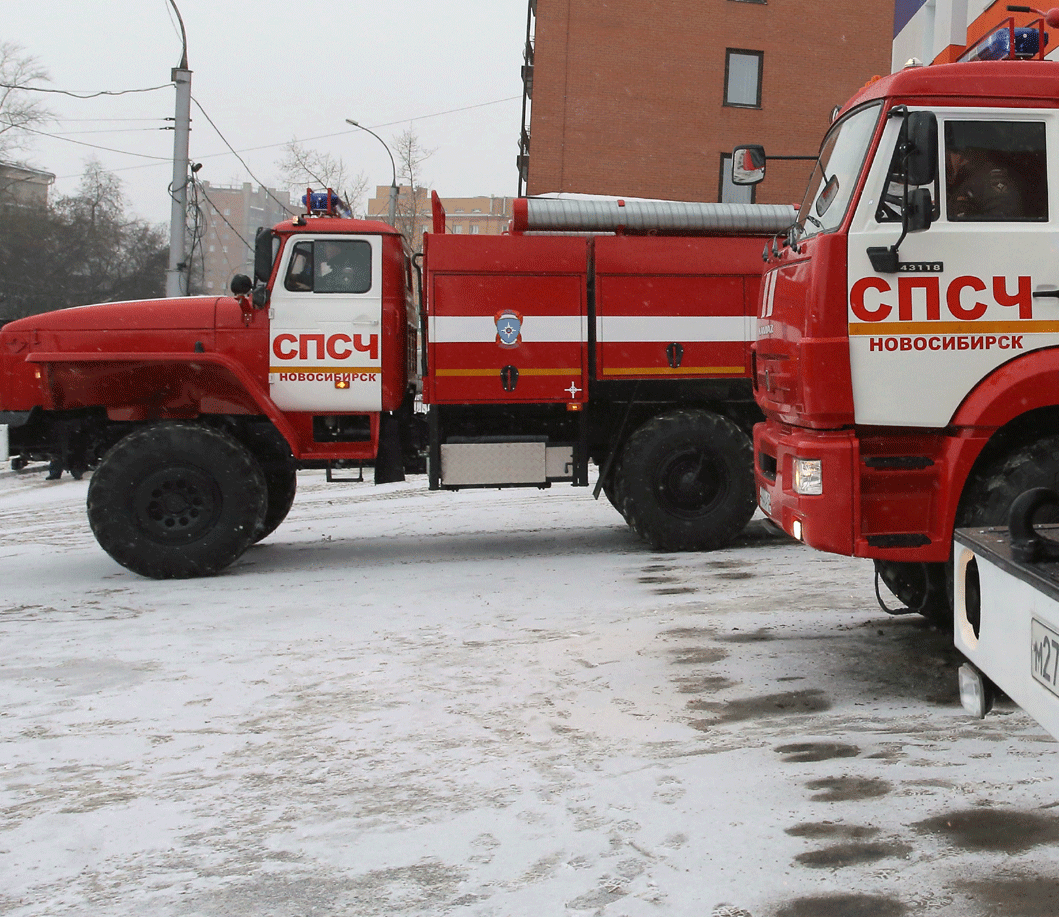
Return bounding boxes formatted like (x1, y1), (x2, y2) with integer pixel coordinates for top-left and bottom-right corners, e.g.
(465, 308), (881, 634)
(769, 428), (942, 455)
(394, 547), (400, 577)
(1031, 617), (1059, 699)
(758, 485), (772, 516)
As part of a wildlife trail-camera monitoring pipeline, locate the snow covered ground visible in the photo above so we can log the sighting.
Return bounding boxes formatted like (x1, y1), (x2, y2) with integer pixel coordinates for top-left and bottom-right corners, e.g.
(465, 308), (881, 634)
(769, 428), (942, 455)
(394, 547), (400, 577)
(2, 467), (1058, 917)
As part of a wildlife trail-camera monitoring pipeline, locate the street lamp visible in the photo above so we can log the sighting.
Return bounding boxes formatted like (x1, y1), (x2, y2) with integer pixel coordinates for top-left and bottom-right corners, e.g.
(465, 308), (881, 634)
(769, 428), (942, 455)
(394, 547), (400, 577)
(346, 119), (398, 226)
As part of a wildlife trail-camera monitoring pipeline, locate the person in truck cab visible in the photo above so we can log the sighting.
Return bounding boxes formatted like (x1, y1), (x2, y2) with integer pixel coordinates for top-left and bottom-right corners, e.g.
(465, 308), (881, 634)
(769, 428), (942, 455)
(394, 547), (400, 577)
(945, 147), (1023, 220)
(943, 120), (1048, 222)
(316, 240), (371, 294)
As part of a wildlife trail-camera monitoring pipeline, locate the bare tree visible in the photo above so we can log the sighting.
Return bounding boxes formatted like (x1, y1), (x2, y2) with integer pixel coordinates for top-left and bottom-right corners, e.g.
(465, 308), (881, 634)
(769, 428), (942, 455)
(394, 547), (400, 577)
(391, 128), (436, 250)
(277, 139), (369, 216)
(0, 42), (50, 162)
(0, 160), (167, 319)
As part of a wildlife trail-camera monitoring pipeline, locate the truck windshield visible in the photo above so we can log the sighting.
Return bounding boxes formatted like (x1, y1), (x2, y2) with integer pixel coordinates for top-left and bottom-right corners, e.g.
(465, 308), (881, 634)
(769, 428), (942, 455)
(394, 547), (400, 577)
(796, 102), (882, 240)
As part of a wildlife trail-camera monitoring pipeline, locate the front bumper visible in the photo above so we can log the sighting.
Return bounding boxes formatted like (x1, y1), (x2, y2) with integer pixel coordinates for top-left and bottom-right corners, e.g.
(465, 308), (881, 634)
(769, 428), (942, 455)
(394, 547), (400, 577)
(754, 421), (858, 557)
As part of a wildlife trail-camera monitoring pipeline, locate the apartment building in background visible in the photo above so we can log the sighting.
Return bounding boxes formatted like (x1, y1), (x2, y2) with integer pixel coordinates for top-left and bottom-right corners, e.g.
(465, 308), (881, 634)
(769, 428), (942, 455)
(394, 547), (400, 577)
(518, 0), (895, 206)
(197, 181), (294, 294)
(365, 186), (514, 240)
(0, 163), (55, 207)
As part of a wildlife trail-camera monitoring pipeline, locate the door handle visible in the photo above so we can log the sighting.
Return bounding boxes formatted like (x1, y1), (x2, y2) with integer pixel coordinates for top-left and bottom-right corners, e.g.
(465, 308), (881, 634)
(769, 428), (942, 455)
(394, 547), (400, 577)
(1032, 289), (1059, 299)
(666, 342), (684, 369)
(501, 365), (519, 391)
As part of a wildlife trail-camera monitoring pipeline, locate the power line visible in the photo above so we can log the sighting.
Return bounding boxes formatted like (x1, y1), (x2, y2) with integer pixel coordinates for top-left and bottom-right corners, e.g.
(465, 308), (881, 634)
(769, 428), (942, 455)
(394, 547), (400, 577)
(15, 94), (522, 172)
(371, 95), (522, 127)
(197, 181), (251, 251)
(228, 95), (525, 156)
(15, 124), (170, 160)
(191, 96), (295, 215)
(0, 82), (171, 99)
(50, 128), (168, 136)
(19, 91), (523, 209)
(55, 117), (166, 123)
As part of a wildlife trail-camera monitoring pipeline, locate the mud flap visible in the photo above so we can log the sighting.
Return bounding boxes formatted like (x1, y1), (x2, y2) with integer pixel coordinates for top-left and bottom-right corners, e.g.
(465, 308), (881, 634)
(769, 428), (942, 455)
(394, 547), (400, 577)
(374, 411), (405, 484)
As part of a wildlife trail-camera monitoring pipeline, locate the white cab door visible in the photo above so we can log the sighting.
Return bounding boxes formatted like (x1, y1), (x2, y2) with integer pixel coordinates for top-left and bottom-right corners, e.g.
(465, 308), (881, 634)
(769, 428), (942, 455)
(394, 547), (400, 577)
(268, 234), (383, 412)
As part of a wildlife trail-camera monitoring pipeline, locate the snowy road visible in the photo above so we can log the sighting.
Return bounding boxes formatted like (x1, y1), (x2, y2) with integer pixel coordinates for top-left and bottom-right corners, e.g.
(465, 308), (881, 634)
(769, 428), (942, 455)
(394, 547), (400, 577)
(2, 468), (1058, 917)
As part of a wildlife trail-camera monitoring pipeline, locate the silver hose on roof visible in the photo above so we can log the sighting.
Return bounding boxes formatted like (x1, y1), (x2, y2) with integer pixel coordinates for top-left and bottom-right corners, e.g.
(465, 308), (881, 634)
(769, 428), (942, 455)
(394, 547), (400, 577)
(516, 198), (797, 234)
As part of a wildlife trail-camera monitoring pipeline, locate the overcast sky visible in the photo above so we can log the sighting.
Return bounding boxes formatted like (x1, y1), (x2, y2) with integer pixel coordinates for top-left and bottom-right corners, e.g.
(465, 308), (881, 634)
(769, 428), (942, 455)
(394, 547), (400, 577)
(4, 1), (529, 224)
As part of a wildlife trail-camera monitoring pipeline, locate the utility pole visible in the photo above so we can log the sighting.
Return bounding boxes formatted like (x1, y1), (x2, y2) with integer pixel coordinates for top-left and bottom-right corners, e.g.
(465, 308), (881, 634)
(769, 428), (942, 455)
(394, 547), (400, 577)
(165, 1), (191, 298)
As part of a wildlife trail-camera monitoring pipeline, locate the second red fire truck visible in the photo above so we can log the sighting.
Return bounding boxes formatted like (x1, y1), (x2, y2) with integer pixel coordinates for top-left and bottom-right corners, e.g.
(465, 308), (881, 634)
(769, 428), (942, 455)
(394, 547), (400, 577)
(0, 191), (793, 578)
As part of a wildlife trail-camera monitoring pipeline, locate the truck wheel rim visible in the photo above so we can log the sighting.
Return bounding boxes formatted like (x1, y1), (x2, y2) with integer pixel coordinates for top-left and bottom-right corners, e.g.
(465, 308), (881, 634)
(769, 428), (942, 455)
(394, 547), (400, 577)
(133, 465), (222, 544)
(655, 449), (725, 518)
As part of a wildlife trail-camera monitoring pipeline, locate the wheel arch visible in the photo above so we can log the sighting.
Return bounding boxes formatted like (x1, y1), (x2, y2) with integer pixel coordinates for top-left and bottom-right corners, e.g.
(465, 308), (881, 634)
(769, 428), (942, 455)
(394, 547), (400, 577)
(28, 352), (300, 456)
(591, 397), (760, 469)
(953, 404), (1059, 523)
(947, 348), (1059, 525)
(950, 346), (1059, 432)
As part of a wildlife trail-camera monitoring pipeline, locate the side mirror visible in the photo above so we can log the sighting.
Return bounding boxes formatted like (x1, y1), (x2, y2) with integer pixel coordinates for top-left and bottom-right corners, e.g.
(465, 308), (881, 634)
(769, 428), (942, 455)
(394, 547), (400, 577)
(907, 187), (934, 232)
(905, 111), (938, 186)
(230, 274), (252, 296)
(732, 145), (766, 185)
(254, 227), (276, 284)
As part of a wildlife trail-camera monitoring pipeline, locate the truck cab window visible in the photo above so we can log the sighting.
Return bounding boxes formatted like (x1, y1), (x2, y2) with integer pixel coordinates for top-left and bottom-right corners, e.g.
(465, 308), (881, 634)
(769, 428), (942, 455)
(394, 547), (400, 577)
(796, 102), (881, 239)
(944, 120), (1047, 222)
(876, 129), (940, 224)
(284, 241), (313, 292)
(316, 239), (372, 293)
(283, 240), (373, 293)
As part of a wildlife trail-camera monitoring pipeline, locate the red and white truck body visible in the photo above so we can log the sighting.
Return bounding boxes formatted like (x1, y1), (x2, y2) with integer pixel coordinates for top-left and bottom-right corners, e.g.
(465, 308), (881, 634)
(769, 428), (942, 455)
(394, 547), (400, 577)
(747, 13), (1059, 615)
(0, 191), (794, 578)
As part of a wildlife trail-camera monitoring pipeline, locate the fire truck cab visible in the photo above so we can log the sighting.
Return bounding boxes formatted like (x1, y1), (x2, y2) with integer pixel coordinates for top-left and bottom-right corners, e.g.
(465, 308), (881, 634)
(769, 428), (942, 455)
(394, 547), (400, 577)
(744, 14), (1059, 620)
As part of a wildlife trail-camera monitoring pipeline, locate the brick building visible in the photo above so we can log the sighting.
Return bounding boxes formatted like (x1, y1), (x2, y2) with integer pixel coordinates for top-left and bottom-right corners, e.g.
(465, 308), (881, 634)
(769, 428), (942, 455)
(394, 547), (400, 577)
(365, 186), (514, 242)
(519, 0), (895, 206)
(195, 181), (294, 295)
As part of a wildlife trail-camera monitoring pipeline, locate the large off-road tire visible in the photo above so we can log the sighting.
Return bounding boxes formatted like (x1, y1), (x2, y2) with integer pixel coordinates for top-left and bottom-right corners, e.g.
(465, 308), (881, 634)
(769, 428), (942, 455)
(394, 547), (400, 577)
(257, 463), (297, 542)
(87, 423), (267, 579)
(881, 434), (1059, 627)
(958, 435), (1059, 530)
(617, 409), (756, 551)
(874, 560), (950, 626)
(239, 423), (298, 543)
(601, 451), (633, 525)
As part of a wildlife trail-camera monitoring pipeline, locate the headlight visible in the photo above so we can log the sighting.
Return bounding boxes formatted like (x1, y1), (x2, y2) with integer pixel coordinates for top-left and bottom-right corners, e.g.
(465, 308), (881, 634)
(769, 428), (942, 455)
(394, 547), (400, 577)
(793, 458), (823, 495)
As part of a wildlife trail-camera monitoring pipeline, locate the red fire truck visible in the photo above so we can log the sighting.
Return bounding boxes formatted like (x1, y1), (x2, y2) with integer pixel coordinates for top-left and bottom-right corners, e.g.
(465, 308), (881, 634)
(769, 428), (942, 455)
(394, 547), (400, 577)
(0, 191), (794, 578)
(743, 9), (1059, 621)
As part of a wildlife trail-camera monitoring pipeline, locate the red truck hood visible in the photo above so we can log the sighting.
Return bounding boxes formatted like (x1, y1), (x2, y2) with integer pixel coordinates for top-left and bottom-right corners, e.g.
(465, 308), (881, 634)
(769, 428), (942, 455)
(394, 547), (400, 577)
(3, 296), (223, 333)
(754, 235), (855, 429)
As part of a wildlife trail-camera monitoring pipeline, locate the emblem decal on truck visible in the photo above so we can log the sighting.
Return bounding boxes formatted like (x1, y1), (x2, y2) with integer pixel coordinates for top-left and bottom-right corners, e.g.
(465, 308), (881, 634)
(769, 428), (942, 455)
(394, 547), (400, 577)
(495, 310), (523, 349)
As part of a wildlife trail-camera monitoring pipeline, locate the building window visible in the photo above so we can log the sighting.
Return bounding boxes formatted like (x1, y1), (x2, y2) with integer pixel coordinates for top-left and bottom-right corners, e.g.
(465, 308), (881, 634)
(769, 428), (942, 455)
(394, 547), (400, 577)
(724, 49), (763, 108)
(719, 154), (754, 204)
(470, 225), (480, 234)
